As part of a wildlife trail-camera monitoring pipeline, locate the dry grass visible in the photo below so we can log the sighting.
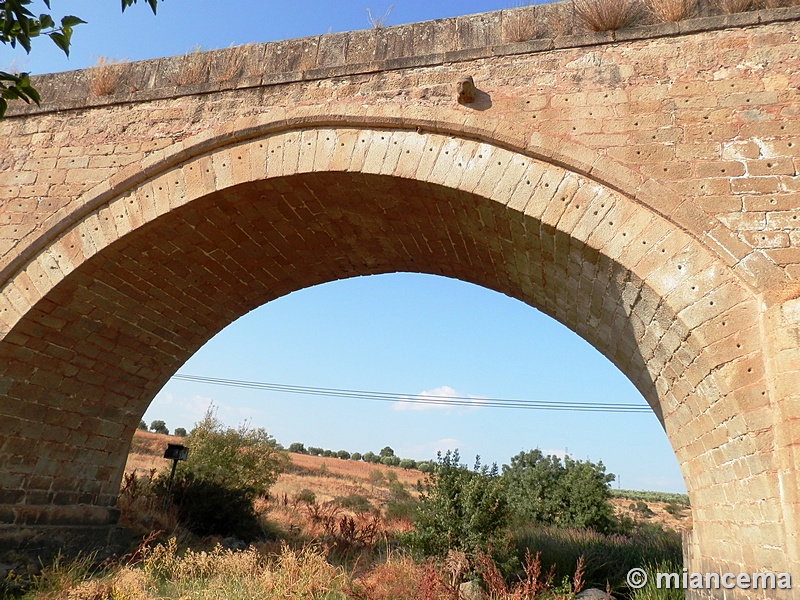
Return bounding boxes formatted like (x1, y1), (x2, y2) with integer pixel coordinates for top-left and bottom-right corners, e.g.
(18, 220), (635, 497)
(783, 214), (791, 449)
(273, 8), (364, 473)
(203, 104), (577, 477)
(504, 9), (539, 42)
(176, 48), (211, 87)
(711, 0), (753, 11)
(573, 0), (644, 31)
(88, 57), (129, 97)
(644, 0), (697, 21)
(349, 553), (453, 600)
(366, 5), (394, 29)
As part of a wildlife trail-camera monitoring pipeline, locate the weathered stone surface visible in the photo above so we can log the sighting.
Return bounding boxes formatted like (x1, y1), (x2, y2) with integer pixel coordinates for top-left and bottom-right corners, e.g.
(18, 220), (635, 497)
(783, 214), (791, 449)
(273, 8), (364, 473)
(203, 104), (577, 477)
(0, 4), (799, 600)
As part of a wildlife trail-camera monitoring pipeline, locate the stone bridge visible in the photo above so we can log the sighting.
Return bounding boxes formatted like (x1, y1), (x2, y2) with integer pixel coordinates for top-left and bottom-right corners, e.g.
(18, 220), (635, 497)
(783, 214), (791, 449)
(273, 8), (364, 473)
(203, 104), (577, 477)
(1, 3), (799, 597)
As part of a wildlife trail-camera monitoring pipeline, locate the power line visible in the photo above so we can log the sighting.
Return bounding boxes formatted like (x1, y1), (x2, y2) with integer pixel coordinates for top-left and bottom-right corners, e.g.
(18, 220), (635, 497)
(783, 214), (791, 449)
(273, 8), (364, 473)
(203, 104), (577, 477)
(171, 373), (652, 413)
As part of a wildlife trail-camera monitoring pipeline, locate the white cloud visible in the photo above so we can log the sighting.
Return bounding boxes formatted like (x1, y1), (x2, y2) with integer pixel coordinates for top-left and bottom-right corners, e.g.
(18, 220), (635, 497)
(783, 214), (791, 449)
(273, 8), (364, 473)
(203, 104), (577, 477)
(392, 385), (486, 412)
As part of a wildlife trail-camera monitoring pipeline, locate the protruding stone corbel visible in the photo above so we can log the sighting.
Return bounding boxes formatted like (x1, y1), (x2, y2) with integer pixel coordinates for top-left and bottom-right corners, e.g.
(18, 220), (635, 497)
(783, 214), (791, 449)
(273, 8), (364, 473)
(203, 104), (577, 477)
(457, 76), (477, 104)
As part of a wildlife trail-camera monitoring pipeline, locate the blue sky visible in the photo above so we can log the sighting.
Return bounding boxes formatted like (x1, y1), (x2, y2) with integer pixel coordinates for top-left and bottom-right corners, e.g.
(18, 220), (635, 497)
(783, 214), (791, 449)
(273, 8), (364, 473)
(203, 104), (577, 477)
(4, 1), (686, 492)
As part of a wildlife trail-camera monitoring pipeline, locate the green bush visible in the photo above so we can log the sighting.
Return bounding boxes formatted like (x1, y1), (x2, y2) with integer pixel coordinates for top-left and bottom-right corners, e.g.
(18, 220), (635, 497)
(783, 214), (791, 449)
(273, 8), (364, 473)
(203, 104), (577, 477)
(513, 523), (683, 593)
(385, 498), (418, 521)
(288, 442), (307, 454)
(399, 458), (417, 470)
(410, 450), (508, 556)
(368, 469), (385, 487)
(502, 449), (616, 533)
(632, 500), (654, 516)
(389, 480), (410, 501)
(350, 452), (362, 461)
(664, 502), (687, 518)
(417, 461), (435, 473)
(296, 489), (316, 504)
(163, 407), (287, 540)
(308, 447), (323, 456)
(334, 494), (374, 513)
(337, 450), (351, 460)
(167, 475), (262, 540)
(180, 407), (286, 496)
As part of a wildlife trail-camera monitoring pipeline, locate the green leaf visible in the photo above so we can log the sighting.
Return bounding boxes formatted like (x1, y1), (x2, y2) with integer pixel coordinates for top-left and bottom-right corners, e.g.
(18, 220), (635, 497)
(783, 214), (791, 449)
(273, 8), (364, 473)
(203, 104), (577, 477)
(18, 34), (31, 53)
(48, 30), (69, 55)
(60, 15), (86, 28)
(39, 14), (54, 29)
(0, 98), (8, 119)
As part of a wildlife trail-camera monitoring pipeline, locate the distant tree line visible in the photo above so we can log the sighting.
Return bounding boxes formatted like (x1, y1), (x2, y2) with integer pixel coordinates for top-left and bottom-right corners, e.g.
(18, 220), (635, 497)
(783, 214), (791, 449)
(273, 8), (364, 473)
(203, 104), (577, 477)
(286, 442), (436, 473)
(137, 419), (187, 437)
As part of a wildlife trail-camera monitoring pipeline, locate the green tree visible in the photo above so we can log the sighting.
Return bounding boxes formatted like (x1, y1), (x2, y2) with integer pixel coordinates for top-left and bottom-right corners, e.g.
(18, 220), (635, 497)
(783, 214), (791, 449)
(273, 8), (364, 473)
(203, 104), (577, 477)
(0, 0), (162, 117)
(149, 419), (169, 435)
(411, 450), (508, 556)
(350, 452), (362, 461)
(336, 449), (351, 460)
(502, 449), (615, 532)
(137, 419), (148, 431)
(379, 446), (395, 458)
(288, 442), (307, 454)
(362, 451), (380, 463)
(180, 407), (286, 496)
(174, 427), (187, 437)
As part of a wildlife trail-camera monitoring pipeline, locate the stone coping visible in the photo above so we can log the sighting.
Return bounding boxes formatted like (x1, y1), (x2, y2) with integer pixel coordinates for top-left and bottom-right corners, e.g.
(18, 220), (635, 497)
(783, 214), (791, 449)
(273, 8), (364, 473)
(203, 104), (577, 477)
(6, 3), (800, 117)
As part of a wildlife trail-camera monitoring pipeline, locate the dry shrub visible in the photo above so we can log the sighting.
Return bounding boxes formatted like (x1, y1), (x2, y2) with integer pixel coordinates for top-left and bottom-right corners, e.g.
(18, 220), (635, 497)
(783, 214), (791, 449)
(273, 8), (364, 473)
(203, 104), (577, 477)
(711, 0), (753, 11)
(349, 554), (453, 600)
(260, 544), (349, 596)
(758, 0), (800, 7)
(121, 538), (347, 598)
(472, 547), (587, 600)
(177, 44), (248, 86)
(215, 45), (247, 82)
(64, 578), (113, 600)
(504, 10), (538, 42)
(366, 5), (394, 29)
(573, 0), (643, 31)
(306, 501), (384, 558)
(116, 470), (178, 537)
(88, 57), (128, 97)
(177, 47), (210, 87)
(644, 0), (697, 21)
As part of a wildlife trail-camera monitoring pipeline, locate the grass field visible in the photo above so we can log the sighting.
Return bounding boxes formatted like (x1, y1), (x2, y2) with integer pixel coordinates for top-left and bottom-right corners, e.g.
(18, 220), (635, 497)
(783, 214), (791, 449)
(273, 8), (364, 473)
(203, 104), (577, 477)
(1, 431), (689, 599)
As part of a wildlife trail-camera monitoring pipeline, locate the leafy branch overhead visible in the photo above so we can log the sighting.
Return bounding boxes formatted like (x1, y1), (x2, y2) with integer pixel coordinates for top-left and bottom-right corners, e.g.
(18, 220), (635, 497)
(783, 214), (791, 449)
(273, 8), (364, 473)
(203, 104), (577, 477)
(0, 0), (162, 117)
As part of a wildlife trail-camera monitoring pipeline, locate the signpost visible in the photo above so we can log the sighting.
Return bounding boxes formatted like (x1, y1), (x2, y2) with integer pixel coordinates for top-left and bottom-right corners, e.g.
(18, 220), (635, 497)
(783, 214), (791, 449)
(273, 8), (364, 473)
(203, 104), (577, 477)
(163, 443), (189, 509)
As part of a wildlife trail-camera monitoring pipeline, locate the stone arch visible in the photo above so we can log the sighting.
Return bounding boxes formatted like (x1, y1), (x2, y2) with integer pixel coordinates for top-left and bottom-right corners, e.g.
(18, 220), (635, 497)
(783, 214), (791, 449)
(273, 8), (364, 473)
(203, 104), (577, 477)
(0, 124), (783, 583)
